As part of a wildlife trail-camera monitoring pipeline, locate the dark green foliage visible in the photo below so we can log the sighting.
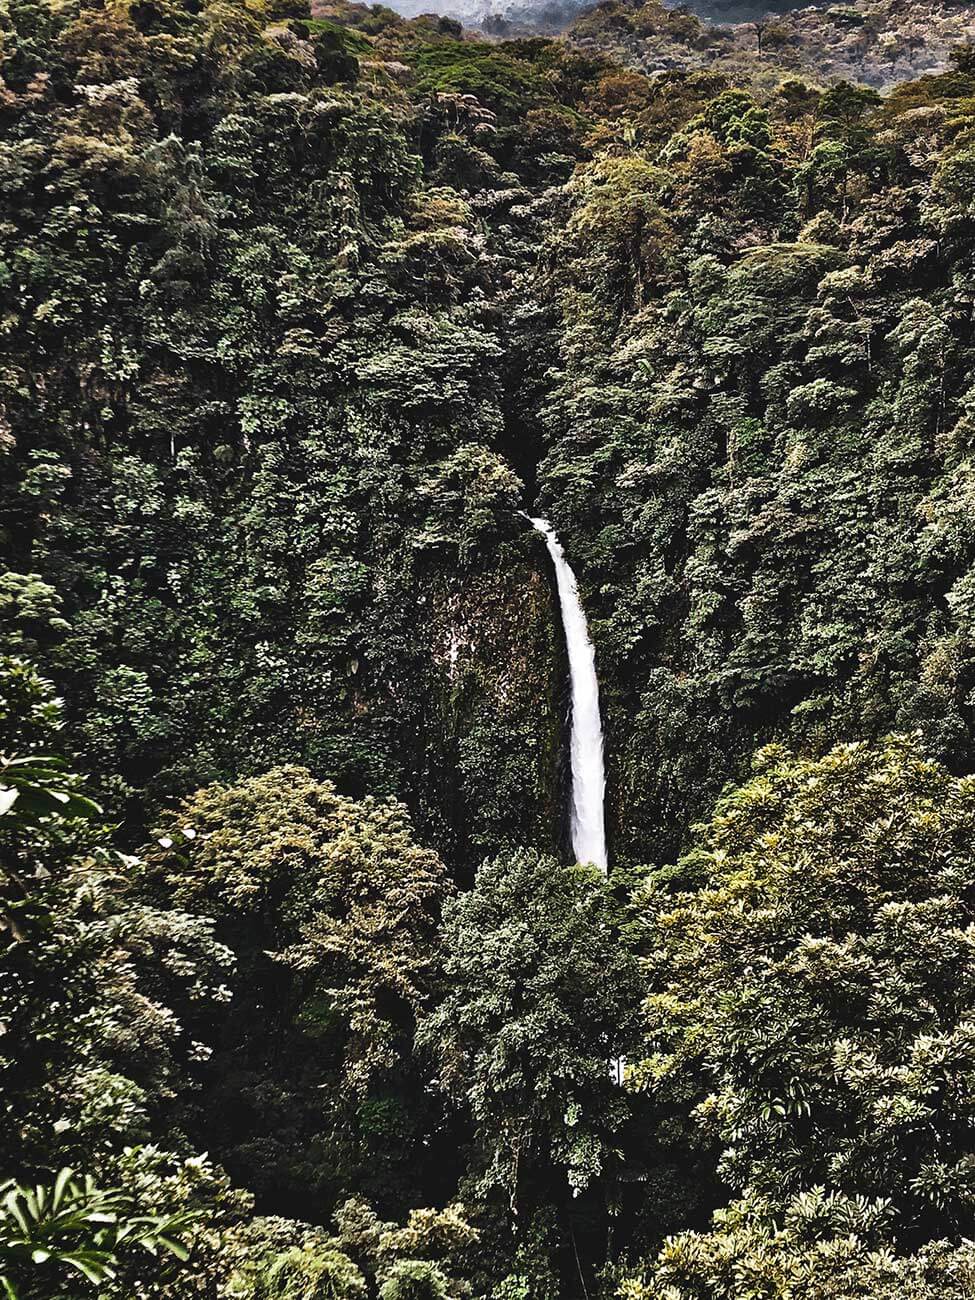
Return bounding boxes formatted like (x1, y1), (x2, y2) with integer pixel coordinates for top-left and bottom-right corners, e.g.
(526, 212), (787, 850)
(0, 658), (248, 1299)
(0, 658), (228, 1169)
(143, 766), (455, 1219)
(6, 0), (975, 1296)
(418, 849), (645, 1287)
(0, 0), (566, 864)
(625, 737), (975, 1295)
(536, 69), (975, 866)
(377, 1260), (448, 1300)
(238, 1239), (367, 1300)
(0, 1169), (198, 1300)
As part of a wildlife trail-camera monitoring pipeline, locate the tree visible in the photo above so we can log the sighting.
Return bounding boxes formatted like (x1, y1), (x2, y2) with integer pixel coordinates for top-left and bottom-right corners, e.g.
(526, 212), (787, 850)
(626, 737), (975, 1292)
(418, 849), (642, 1286)
(0, 657), (247, 1299)
(144, 768), (454, 1218)
(627, 1202), (975, 1299)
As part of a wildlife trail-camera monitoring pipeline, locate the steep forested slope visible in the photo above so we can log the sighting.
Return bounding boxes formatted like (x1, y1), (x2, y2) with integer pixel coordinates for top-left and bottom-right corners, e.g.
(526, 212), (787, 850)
(0, 0), (585, 868)
(537, 69), (975, 862)
(8, 0), (975, 872)
(6, 1), (975, 1297)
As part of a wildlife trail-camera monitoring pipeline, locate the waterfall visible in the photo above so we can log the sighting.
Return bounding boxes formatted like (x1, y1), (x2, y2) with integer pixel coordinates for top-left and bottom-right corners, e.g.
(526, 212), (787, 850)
(529, 517), (608, 874)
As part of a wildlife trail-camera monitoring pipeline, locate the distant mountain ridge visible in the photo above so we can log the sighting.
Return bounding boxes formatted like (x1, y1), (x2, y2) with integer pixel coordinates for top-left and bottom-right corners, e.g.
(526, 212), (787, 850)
(325, 0), (975, 89)
(566, 0), (975, 89)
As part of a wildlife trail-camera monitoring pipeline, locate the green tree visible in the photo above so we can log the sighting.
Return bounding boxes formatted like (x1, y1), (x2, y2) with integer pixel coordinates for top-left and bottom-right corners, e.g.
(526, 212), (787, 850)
(627, 737), (975, 1292)
(144, 767), (454, 1218)
(418, 849), (642, 1285)
(0, 657), (235, 1240)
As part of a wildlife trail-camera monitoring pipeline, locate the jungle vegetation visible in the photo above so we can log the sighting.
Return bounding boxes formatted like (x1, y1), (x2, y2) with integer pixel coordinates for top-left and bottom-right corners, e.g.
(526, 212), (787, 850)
(4, 0), (975, 1295)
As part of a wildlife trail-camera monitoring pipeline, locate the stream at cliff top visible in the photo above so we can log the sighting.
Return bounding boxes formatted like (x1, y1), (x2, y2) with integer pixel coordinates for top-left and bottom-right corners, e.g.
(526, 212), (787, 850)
(529, 516), (608, 874)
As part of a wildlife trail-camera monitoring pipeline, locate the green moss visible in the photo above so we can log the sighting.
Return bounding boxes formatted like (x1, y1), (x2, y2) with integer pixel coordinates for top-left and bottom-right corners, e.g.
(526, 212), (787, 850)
(728, 242), (849, 295)
(306, 17), (372, 52)
(409, 41), (560, 119)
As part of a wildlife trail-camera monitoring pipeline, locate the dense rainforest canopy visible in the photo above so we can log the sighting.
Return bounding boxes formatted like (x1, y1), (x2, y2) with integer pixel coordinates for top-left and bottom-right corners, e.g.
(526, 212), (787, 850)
(4, 0), (975, 1295)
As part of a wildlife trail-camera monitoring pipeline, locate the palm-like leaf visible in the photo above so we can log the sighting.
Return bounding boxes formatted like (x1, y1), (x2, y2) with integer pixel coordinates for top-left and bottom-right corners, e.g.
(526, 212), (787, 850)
(0, 756), (102, 829)
(0, 1170), (201, 1298)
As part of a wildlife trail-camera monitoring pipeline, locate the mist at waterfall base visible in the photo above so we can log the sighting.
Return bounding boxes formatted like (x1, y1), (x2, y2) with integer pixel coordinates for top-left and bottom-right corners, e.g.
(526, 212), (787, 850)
(530, 517), (608, 875)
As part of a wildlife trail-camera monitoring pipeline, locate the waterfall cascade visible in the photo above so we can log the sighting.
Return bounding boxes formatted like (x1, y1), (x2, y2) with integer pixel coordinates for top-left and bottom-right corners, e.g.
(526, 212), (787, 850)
(529, 516), (607, 874)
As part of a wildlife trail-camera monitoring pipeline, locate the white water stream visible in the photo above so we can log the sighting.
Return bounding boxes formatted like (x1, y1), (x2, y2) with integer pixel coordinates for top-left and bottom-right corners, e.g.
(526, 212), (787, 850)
(529, 517), (607, 874)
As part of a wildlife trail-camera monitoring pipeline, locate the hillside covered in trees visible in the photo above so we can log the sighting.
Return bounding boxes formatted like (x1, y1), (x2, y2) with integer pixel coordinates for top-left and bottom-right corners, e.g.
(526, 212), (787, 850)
(565, 0), (975, 88)
(5, 0), (975, 1296)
